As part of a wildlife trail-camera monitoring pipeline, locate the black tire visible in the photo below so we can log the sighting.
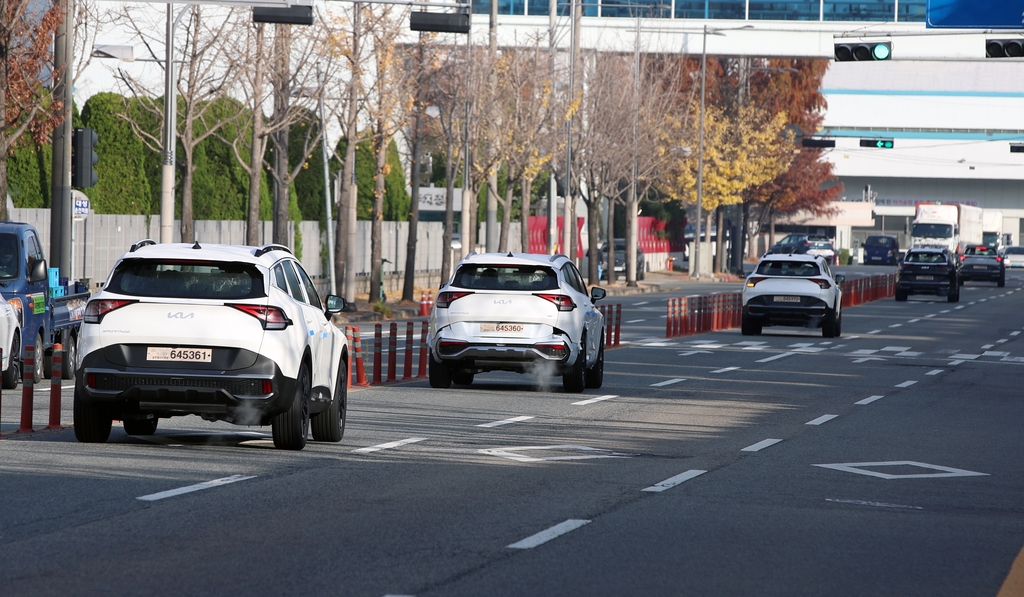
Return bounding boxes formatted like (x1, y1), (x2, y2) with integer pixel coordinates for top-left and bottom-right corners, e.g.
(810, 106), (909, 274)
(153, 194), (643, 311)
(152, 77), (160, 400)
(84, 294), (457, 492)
(452, 369), (475, 386)
(123, 418), (158, 436)
(312, 360), (347, 442)
(741, 314), (762, 336)
(428, 350), (452, 389)
(2, 331), (20, 389)
(585, 340), (604, 389)
(272, 362), (310, 450)
(822, 308), (838, 338)
(61, 332), (77, 381)
(895, 289), (908, 302)
(73, 387), (112, 443)
(562, 336), (587, 393)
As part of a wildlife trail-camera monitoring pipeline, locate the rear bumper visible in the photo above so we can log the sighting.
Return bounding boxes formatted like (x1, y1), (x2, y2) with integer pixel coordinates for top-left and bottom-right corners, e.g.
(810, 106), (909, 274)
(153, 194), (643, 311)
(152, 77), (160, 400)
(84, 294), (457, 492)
(432, 338), (577, 374)
(897, 278), (954, 296)
(960, 268), (1002, 281)
(743, 301), (828, 326)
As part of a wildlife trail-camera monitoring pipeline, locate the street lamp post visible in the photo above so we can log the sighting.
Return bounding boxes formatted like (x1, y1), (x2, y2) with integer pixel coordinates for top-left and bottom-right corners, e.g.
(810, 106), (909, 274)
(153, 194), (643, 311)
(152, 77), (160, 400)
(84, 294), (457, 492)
(693, 25), (708, 279)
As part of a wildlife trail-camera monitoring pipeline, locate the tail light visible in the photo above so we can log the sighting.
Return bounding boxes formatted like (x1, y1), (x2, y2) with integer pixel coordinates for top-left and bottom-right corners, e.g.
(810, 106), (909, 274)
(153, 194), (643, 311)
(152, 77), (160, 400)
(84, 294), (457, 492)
(996, 256), (1004, 263)
(535, 342), (568, 359)
(229, 304), (292, 330)
(436, 291), (472, 308)
(959, 255), (966, 261)
(84, 299), (137, 324)
(809, 278), (832, 289)
(746, 276), (767, 288)
(438, 340), (468, 356)
(535, 294), (576, 311)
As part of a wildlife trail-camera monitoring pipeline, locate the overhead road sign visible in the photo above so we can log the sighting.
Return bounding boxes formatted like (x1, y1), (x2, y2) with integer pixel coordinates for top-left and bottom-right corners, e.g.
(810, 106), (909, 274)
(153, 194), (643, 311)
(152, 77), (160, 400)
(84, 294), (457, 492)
(860, 138), (894, 149)
(927, 0), (1024, 29)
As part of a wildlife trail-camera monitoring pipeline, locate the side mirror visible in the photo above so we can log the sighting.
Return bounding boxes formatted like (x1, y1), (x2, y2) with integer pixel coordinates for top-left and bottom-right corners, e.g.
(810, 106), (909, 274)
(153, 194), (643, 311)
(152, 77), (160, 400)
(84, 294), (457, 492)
(834, 274), (845, 284)
(325, 294), (347, 315)
(590, 287), (606, 302)
(28, 258), (47, 283)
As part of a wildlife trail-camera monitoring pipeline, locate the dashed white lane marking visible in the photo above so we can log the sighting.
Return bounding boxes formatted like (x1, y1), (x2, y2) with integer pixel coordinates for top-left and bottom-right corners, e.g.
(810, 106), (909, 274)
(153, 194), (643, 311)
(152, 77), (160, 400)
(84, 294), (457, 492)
(851, 349), (878, 355)
(633, 301), (649, 306)
(855, 395), (884, 405)
(880, 346), (911, 352)
(941, 309), (951, 313)
(948, 360), (965, 366)
(951, 353), (980, 360)
(1012, 331), (1021, 336)
(926, 369), (943, 376)
(997, 339), (1009, 344)
(572, 394), (618, 406)
(650, 378), (686, 387)
(955, 306), (965, 310)
(867, 330), (881, 334)
(625, 319), (646, 324)
(826, 499), (922, 511)
(137, 475), (256, 502)
(711, 366), (740, 374)
(982, 344), (995, 349)
(508, 519), (591, 549)
(756, 352), (796, 363)
(895, 380), (918, 388)
(984, 351), (1010, 357)
(889, 324), (903, 328)
(909, 319), (920, 323)
(969, 302), (977, 306)
(925, 314), (936, 318)
(742, 438), (782, 452)
(478, 416), (534, 428)
(853, 357), (886, 363)
(806, 414), (839, 426)
(642, 470), (707, 493)
(353, 437), (428, 453)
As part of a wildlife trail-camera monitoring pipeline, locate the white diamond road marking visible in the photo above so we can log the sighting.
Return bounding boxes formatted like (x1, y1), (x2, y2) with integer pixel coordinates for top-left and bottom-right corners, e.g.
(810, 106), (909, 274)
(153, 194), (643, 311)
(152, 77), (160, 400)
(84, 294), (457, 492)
(1001, 356), (1024, 363)
(813, 461), (989, 480)
(711, 366), (740, 374)
(756, 352), (795, 363)
(572, 394), (618, 406)
(508, 519), (591, 549)
(855, 395), (884, 405)
(742, 438), (782, 452)
(650, 378), (685, 387)
(137, 475), (256, 502)
(353, 437), (428, 454)
(478, 416), (534, 428)
(642, 469), (707, 493)
(480, 445), (631, 463)
(895, 380), (917, 388)
(806, 414), (839, 426)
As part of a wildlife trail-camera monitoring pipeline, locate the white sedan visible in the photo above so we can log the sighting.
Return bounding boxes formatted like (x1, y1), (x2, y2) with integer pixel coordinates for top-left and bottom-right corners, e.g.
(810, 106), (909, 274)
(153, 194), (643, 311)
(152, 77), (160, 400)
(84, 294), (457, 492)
(1002, 246), (1024, 268)
(742, 253), (845, 338)
(0, 295), (20, 388)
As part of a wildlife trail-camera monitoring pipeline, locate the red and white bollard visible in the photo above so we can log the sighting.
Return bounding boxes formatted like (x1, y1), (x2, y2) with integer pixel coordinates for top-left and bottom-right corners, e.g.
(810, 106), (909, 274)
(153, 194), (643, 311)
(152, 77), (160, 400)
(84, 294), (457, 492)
(18, 344), (34, 433)
(352, 326), (369, 387)
(417, 321), (428, 378)
(419, 292), (429, 317)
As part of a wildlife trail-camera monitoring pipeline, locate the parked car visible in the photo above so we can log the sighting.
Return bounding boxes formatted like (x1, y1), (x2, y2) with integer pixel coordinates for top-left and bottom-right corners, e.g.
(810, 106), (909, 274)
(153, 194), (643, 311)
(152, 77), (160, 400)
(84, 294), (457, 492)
(764, 234), (831, 257)
(602, 238), (645, 280)
(0, 294), (21, 388)
(1002, 246), (1024, 268)
(895, 247), (960, 302)
(427, 252), (606, 393)
(863, 234), (900, 265)
(74, 241), (349, 450)
(741, 253), (844, 338)
(959, 245), (1005, 287)
(805, 241), (837, 265)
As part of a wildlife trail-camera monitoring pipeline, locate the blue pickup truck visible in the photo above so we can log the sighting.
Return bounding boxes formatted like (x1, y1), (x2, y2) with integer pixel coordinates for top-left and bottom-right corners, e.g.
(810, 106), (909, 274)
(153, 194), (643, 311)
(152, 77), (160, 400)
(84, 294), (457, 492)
(0, 222), (90, 386)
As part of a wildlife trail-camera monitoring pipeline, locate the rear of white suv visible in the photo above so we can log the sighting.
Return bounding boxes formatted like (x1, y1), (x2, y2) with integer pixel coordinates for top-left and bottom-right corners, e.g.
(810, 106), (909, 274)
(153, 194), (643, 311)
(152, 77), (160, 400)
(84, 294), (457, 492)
(427, 253), (606, 393)
(74, 241), (348, 450)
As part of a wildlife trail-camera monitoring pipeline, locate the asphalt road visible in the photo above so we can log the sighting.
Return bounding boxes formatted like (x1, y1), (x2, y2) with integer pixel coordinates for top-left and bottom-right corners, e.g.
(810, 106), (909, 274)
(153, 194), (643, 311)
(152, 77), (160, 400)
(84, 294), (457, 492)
(2, 268), (1023, 597)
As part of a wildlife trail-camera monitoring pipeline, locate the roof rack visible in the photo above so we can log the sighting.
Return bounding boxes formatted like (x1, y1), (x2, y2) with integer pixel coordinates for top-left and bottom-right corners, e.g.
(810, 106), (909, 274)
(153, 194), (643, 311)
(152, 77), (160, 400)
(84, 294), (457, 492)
(254, 244), (292, 258)
(129, 239), (156, 253)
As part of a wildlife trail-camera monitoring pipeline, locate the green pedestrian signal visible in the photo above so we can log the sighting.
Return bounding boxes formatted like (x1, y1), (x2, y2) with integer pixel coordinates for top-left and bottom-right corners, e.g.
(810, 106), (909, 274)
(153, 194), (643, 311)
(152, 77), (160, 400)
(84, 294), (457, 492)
(860, 138), (894, 149)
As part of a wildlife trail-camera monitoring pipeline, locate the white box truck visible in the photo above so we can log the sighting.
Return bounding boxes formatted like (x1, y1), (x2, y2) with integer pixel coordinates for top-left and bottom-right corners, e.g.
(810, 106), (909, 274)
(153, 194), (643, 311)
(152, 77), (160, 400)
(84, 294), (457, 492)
(911, 202), (983, 255)
(982, 210), (1004, 250)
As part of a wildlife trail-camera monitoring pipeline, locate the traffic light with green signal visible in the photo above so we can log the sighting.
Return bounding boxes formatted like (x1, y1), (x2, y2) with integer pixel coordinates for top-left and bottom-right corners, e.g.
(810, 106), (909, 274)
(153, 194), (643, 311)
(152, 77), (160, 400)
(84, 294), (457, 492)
(72, 128), (98, 188)
(834, 42), (891, 62)
(860, 138), (894, 149)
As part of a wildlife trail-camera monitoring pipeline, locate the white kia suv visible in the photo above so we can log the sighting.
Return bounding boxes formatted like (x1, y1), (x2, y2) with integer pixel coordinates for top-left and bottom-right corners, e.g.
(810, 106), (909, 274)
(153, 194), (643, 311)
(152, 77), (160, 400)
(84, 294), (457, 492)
(427, 253), (606, 393)
(74, 241), (348, 450)
(742, 253), (845, 338)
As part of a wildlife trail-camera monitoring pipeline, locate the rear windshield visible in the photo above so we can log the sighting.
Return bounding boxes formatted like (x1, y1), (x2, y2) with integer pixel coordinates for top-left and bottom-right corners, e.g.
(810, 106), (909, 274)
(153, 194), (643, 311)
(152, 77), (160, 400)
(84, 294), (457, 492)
(904, 252), (946, 264)
(964, 246), (996, 256)
(1004, 247), (1024, 255)
(107, 260), (266, 299)
(755, 260), (821, 277)
(864, 236), (895, 247)
(810, 242), (833, 249)
(453, 264), (558, 291)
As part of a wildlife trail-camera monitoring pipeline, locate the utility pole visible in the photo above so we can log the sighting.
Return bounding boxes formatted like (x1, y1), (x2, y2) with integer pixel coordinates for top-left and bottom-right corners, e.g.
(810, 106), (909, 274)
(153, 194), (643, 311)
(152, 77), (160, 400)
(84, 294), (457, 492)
(547, 0), (557, 255)
(485, 0), (498, 252)
(49, 0), (74, 276)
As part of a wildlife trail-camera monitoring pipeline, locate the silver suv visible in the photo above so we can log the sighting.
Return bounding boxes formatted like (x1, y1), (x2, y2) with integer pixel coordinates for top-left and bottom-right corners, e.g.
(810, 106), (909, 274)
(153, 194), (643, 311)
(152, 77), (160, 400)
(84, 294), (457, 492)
(74, 241), (348, 450)
(427, 253), (606, 393)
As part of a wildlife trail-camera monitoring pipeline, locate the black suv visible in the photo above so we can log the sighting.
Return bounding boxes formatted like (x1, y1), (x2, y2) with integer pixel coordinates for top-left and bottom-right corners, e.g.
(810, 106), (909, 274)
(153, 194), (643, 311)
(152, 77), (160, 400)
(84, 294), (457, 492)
(959, 245), (1005, 287)
(896, 248), (960, 302)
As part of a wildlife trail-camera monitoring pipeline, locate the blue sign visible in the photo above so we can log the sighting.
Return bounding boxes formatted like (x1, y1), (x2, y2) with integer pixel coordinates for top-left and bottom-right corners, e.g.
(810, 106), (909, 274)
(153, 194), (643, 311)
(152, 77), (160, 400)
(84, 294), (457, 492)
(927, 1), (1024, 29)
(73, 197), (90, 216)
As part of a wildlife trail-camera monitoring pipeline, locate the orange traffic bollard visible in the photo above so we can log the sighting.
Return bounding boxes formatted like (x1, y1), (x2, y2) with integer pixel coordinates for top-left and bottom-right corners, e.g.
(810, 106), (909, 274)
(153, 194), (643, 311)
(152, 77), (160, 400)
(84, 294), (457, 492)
(353, 327), (369, 386)
(18, 344), (34, 433)
(46, 344), (63, 430)
(417, 321), (428, 378)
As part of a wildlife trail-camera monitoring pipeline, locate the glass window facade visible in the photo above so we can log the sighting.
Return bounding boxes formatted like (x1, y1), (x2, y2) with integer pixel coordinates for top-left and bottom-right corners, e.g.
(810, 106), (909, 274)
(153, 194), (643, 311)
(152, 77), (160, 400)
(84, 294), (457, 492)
(474, 0), (926, 20)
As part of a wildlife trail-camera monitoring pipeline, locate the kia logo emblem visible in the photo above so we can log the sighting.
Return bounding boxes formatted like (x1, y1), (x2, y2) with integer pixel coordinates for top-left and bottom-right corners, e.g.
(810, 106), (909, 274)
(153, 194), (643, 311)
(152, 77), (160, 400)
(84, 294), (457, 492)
(493, 299), (512, 305)
(168, 312), (195, 319)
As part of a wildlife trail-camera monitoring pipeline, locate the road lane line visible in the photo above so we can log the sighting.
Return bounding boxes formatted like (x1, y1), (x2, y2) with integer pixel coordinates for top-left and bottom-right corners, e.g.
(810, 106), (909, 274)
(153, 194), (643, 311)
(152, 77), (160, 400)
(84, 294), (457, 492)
(855, 395), (884, 405)
(572, 394), (618, 406)
(634, 301), (649, 306)
(925, 314), (936, 318)
(625, 319), (646, 324)
(948, 360), (965, 366)
(650, 378), (685, 387)
(642, 470), (707, 493)
(742, 438), (782, 452)
(926, 369), (943, 376)
(1012, 331), (1021, 336)
(711, 366), (740, 374)
(478, 416), (534, 428)
(353, 437), (428, 453)
(889, 324), (903, 328)
(806, 414), (839, 426)
(137, 474), (256, 502)
(908, 319), (920, 323)
(756, 352), (795, 363)
(508, 519), (590, 549)
(895, 380), (917, 388)
(867, 330), (881, 334)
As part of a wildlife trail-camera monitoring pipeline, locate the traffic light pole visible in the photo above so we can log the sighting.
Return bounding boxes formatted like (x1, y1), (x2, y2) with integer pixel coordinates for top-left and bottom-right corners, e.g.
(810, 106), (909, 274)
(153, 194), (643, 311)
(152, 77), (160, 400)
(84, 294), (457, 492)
(49, 0), (75, 278)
